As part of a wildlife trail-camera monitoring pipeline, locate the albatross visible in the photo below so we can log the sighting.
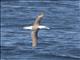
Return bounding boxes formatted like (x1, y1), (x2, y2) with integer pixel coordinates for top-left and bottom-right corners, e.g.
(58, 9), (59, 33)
(23, 13), (50, 47)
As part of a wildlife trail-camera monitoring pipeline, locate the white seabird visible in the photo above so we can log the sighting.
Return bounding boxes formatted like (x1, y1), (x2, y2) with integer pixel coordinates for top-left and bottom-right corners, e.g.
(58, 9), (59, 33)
(23, 13), (50, 47)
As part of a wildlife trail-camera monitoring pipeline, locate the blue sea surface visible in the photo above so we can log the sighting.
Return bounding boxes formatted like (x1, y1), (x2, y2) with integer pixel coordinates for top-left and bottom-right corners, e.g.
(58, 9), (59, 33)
(1, 0), (80, 60)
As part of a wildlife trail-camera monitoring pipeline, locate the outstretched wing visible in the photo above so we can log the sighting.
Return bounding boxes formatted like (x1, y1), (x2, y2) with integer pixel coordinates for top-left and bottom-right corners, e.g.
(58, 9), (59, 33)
(33, 13), (44, 25)
(31, 30), (38, 47)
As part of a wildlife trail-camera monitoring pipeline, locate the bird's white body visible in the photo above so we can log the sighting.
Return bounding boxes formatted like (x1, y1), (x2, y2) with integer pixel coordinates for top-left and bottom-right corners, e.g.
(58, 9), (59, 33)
(23, 25), (50, 30)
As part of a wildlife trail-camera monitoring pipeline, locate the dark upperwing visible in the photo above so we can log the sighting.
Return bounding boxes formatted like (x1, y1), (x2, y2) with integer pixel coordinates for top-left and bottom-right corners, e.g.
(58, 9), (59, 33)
(33, 12), (44, 25)
(32, 29), (38, 47)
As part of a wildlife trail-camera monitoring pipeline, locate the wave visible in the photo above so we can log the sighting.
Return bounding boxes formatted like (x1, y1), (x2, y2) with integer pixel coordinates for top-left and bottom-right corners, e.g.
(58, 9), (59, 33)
(34, 52), (80, 59)
(1, 45), (80, 59)
(1, 24), (32, 28)
(1, 0), (19, 2)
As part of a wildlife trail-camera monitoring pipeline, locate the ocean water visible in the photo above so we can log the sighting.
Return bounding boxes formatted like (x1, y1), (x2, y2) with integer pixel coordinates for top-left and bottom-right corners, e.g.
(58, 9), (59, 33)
(1, 0), (80, 60)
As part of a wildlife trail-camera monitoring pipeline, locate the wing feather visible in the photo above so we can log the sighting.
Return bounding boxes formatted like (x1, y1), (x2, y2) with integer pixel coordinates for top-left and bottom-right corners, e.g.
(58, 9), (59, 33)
(34, 13), (44, 25)
(32, 30), (38, 47)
